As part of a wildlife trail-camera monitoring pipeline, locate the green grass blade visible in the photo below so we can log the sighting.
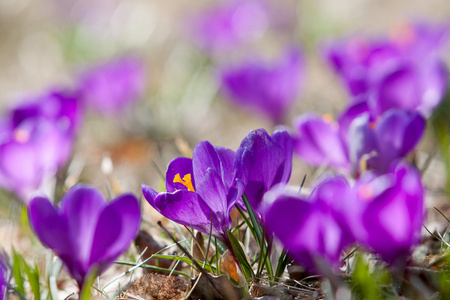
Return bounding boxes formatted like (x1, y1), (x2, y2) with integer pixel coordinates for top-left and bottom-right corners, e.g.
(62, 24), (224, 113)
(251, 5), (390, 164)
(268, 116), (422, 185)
(241, 194), (263, 245)
(12, 250), (25, 296)
(227, 230), (254, 279)
(23, 261), (41, 300)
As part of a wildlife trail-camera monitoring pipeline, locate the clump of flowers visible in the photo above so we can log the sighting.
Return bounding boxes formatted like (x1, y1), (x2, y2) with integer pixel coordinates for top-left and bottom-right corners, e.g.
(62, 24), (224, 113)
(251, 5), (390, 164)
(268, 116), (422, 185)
(323, 22), (449, 117)
(263, 161), (425, 272)
(28, 184), (141, 289)
(292, 102), (425, 175)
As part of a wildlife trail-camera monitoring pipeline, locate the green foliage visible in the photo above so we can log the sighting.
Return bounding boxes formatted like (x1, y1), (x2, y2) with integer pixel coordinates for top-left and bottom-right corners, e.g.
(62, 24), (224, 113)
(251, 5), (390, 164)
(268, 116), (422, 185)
(11, 249), (43, 300)
(227, 230), (255, 280)
(350, 254), (392, 300)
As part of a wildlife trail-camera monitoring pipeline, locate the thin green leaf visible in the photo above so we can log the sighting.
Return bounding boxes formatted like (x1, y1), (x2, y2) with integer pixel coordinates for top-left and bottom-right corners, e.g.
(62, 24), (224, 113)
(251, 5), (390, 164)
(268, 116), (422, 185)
(12, 250), (25, 296)
(242, 194), (263, 245)
(274, 249), (290, 280)
(227, 230), (254, 279)
(23, 261), (40, 300)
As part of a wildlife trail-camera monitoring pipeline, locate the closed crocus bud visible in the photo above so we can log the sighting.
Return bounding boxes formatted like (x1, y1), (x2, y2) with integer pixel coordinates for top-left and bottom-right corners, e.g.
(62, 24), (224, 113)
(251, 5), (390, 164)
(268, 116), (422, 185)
(28, 184), (141, 289)
(349, 162), (425, 266)
(263, 177), (355, 274)
(234, 128), (292, 213)
(220, 47), (304, 124)
(78, 56), (146, 114)
(0, 90), (79, 201)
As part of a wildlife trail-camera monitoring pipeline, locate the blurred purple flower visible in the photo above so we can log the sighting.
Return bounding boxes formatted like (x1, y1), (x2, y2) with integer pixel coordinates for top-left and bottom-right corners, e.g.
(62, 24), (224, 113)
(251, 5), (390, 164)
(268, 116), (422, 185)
(292, 104), (425, 175)
(78, 56), (146, 114)
(235, 128), (292, 212)
(28, 184), (141, 289)
(220, 47), (304, 124)
(191, 0), (270, 52)
(0, 91), (80, 200)
(142, 141), (246, 243)
(323, 23), (449, 117)
(263, 177), (354, 273)
(346, 162), (425, 265)
(0, 252), (9, 300)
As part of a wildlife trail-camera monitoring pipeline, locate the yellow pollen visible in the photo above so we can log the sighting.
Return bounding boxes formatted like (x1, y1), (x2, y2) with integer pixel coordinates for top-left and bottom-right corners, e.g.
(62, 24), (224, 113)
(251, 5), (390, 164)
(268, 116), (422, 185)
(173, 173), (195, 192)
(13, 129), (30, 143)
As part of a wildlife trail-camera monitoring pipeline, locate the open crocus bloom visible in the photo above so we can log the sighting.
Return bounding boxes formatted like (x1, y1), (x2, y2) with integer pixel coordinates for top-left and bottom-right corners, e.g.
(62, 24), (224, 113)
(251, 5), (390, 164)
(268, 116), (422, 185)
(0, 90), (80, 200)
(28, 184), (141, 289)
(78, 56), (146, 114)
(323, 22), (448, 117)
(292, 102), (425, 175)
(142, 141), (246, 242)
(234, 128), (292, 213)
(263, 162), (425, 272)
(220, 47), (304, 124)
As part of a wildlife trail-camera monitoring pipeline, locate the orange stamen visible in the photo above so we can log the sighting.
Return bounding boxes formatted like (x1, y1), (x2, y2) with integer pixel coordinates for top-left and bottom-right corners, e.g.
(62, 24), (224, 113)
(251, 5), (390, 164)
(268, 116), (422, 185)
(173, 173), (195, 192)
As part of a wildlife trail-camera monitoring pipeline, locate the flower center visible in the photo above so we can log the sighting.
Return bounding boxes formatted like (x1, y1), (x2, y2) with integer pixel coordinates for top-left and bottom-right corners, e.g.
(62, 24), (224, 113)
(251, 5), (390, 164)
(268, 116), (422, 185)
(173, 173), (195, 192)
(13, 129), (30, 143)
(357, 183), (374, 201)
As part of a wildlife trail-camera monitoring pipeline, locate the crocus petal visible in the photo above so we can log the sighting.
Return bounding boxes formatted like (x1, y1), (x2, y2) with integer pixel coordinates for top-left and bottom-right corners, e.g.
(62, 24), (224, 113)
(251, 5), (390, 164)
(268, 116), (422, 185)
(28, 196), (72, 256)
(195, 167), (229, 217)
(264, 182), (352, 273)
(359, 163), (424, 265)
(292, 114), (350, 171)
(375, 67), (422, 114)
(235, 128), (292, 209)
(60, 185), (107, 271)
(370, 109), (425, 172)
(149, 189), (213, 234)
(90, 194), (140, 272)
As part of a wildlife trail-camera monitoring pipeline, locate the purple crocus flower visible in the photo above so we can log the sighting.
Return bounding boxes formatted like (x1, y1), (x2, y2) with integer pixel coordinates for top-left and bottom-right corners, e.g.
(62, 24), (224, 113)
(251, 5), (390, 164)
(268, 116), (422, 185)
(292, 104), (426, 175)
(346, 162), (425, 265)
(0, 90), (80, 200)
(191, 0), (270, 52)
(323, 23), (449, 117)
(263, 177), (355, 273)
(77, 56), (146, 114)
(142, 141), (246, 243)
(234, 128), (292, 212)
(0, 252), (9, 300)
(220, 47), (304, 124)
(28, 184), (141, 289)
